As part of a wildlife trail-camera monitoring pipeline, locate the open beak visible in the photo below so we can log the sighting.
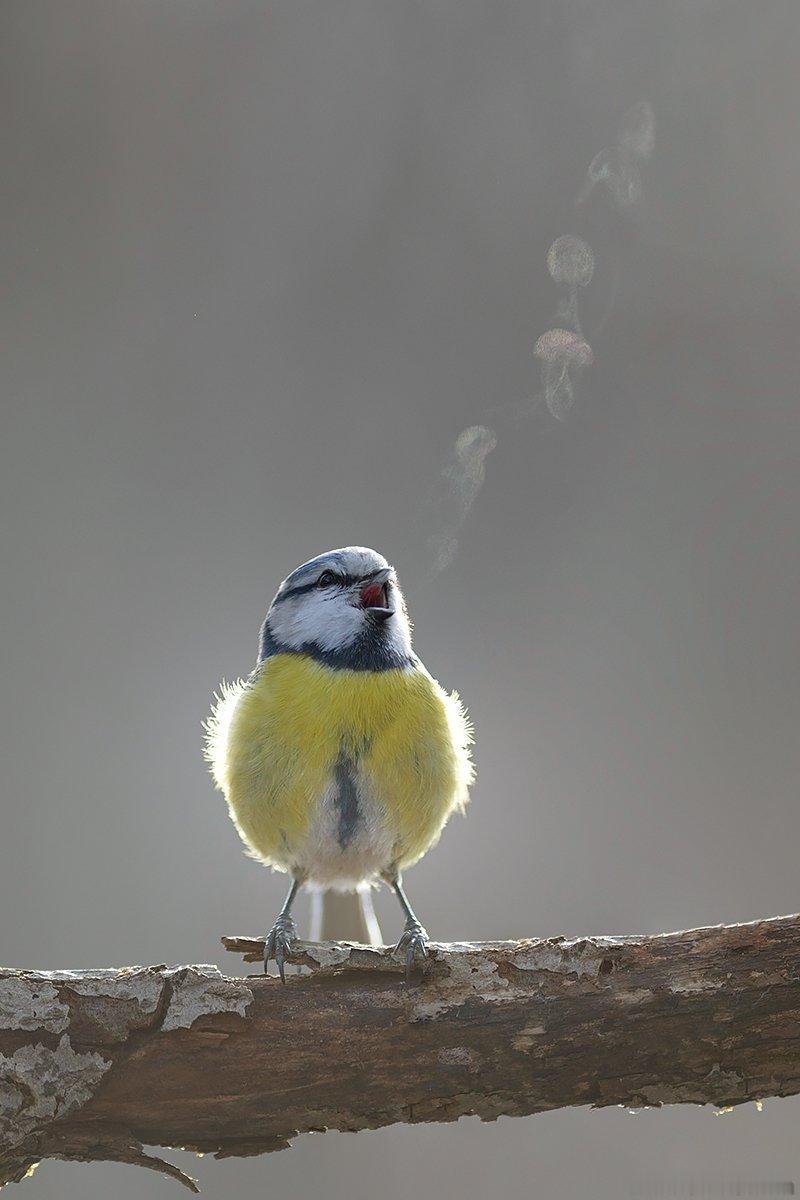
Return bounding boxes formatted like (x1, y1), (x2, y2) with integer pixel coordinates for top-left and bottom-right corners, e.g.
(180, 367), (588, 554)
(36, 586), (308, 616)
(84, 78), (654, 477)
(358, 573), (394, 619)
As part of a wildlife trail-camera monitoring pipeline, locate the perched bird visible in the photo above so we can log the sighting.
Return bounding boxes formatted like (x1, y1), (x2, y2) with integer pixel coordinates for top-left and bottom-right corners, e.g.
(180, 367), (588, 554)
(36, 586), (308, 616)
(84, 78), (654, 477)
(205, 546), (473, 979)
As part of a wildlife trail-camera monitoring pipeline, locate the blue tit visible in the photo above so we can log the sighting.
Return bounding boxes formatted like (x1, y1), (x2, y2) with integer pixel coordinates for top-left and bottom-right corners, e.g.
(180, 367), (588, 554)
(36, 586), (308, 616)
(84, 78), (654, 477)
(205, 546), (474, 978)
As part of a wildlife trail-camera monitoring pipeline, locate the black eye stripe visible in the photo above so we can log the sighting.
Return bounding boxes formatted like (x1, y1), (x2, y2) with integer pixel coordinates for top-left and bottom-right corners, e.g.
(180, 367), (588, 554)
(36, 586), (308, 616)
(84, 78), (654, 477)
(275, 568), (390, 603)
(273, 580), (320, 602)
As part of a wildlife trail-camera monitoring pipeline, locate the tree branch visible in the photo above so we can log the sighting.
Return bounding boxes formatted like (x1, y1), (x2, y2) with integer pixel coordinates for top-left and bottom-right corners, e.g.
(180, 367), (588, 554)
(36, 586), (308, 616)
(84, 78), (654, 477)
(3, 913), (800, 1190)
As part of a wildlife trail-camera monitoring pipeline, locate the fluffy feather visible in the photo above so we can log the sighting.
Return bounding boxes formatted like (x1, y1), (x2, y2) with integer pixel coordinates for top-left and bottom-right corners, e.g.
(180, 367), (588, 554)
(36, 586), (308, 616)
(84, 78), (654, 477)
(205, 653), (473, 889)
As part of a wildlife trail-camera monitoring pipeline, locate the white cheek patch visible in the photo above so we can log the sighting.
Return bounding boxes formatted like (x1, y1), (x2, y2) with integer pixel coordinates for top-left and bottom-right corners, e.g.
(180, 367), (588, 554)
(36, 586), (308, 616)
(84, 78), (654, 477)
(268, 591), (365, 652)
(267, 579), (414, 662)
(380, 615), (413, 662)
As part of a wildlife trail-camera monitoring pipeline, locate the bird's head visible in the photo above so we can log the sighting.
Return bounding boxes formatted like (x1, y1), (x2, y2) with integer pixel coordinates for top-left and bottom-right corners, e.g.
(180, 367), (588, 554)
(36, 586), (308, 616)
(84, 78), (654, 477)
(258, 547), (413, 670)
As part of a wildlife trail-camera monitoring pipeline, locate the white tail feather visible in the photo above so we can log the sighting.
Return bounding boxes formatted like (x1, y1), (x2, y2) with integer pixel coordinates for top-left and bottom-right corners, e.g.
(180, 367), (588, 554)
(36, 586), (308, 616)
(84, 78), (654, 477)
(308, 887), (383, 945)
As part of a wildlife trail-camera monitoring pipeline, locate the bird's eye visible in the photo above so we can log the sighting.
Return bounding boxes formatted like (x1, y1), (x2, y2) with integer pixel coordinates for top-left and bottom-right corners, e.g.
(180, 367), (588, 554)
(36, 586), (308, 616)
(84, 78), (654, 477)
(316, 571), (338, 588)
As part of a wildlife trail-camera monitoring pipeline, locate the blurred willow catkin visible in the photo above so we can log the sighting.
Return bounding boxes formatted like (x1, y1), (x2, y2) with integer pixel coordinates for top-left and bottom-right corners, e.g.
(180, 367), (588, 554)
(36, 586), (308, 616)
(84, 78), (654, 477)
(426, 424), (498, 575)
(424, 101), (655, 574)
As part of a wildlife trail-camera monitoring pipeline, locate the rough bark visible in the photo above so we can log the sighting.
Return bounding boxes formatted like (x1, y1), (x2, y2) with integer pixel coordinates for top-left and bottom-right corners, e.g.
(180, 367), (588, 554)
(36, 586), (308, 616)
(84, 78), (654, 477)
(3, 913), (800, 1191)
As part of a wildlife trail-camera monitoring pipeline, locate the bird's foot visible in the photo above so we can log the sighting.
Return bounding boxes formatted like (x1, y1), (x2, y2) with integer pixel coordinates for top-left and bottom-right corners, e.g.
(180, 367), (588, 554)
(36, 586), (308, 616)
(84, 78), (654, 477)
(394, 917), (430, 981)
(264, 913), (298, 982)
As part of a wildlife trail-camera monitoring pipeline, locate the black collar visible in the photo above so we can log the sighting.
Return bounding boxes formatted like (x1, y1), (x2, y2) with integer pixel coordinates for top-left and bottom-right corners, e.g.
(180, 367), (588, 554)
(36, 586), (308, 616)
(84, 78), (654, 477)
(257, 620), (416, 673)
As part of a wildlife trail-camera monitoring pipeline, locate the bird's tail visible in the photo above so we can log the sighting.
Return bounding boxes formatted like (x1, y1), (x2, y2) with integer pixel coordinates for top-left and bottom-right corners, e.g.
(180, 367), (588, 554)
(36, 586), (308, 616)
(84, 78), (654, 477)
(308, 887), (383, 946)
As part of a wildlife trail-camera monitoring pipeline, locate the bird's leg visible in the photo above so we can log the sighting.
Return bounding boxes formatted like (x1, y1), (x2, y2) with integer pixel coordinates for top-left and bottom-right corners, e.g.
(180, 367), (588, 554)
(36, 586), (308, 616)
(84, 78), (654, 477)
(264, 877), (300, 982)
(387, 873), (429, 979)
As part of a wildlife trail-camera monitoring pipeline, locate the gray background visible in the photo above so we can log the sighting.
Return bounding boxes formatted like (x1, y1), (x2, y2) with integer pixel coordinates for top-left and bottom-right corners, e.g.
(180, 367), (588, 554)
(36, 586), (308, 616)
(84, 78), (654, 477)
(2, 2), (800, 1196)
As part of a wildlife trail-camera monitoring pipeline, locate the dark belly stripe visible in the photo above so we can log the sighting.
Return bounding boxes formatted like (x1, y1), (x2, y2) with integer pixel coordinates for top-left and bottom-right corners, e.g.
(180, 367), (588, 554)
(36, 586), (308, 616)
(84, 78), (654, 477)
(333, 750), (360, 848)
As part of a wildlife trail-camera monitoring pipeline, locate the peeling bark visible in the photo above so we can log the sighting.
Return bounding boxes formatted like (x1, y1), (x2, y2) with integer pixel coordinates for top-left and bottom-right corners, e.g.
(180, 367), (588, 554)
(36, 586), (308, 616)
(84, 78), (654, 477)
(3, 914), (800, 1190)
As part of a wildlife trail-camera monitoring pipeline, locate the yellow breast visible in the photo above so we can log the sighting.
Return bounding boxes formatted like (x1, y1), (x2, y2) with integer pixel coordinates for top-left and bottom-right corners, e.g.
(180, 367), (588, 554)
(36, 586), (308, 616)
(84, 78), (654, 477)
(206, 653), (473, 879)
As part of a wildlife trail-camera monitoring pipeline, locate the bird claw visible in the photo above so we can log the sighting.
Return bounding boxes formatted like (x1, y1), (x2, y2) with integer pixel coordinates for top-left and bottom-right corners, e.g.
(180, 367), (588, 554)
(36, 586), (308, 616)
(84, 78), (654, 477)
(264, 913), (298, 982)
(394, 918), (430, 981)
